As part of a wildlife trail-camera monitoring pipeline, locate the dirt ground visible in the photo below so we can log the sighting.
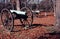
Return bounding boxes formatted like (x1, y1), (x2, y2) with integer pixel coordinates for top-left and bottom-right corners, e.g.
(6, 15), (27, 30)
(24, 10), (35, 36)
(0, 12), (60, 39)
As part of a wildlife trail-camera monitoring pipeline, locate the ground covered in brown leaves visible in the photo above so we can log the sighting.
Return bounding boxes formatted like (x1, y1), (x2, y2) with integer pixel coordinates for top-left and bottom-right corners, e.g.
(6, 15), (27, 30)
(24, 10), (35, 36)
(0, 12), (60, 39)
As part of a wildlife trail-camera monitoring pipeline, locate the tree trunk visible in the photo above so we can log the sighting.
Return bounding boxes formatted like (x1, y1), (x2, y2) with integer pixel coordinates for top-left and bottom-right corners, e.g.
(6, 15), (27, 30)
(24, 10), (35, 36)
(16, 0), (20, 10)
(55, 0), (60, 27)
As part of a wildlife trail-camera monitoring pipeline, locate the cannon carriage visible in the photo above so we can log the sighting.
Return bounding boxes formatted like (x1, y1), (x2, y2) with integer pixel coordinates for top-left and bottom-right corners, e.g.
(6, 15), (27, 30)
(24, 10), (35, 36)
(0, 0), (33, 31)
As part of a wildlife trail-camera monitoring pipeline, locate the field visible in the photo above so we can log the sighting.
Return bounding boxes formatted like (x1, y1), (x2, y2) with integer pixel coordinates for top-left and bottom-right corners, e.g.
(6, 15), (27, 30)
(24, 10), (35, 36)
(0, 12), (60, 39)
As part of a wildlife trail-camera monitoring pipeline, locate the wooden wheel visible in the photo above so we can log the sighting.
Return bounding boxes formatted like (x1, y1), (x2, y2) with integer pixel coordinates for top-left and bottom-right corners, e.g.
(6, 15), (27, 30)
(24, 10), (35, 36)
(1, 8), (13, 31)
(20, 7), (33, 27)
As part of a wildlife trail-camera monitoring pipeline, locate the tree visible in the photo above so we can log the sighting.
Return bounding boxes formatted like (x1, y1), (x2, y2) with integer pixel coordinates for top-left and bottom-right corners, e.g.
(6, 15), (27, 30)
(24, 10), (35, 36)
(16, 0), (20, 10)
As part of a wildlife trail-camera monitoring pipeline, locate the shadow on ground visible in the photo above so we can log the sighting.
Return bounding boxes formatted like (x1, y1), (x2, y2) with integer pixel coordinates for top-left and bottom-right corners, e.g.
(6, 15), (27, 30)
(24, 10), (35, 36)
(12, 24), (54, 32)
(38, 33), (60, 39)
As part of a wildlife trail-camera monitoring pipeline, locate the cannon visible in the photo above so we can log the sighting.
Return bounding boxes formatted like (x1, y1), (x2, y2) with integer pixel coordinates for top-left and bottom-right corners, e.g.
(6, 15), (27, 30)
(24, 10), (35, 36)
(0, 0), (33, 31)
(1, 7), (33, 31)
